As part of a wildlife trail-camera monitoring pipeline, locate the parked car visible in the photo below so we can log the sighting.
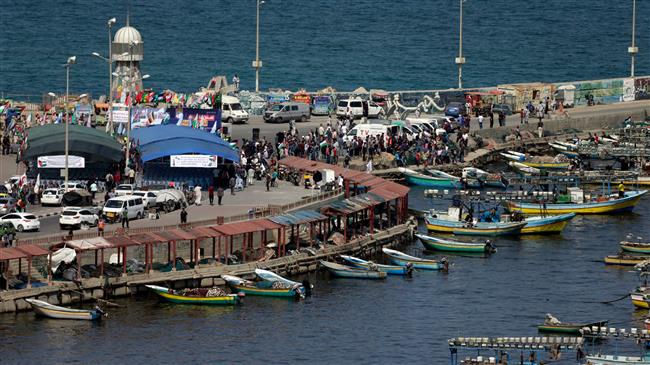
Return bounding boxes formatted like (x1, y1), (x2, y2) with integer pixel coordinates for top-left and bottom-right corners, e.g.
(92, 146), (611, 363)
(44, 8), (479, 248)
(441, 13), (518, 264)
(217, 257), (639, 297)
(263, 102), (311, 123)
(221, 95), (249, 124)
(115, 184), (135, 196)
(336, 99), (384, 120)
(132, 190), (158, 208)
(59, 207), (99, 230)
(62, 182), (86, 192)
(491, 103), (513, 116)
(444, 101), (467, 118)
(41, 188), (65, 206)
(103, 196), (145, 222)
(0, 212), (40, 232)
(0, 197), (16, 214)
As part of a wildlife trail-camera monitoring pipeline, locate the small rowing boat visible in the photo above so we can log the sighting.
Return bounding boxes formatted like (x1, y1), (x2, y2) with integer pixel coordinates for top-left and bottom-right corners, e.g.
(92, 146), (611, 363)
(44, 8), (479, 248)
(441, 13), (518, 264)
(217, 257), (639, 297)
(145, 285), (242, 305)
(620, 241), (650, 254)
(222, 269), (307, 298)
(415, 233), (495, 253)
(537, 314), (607, 334)
(425, 212), (526, 236)
(25, 298), (104, 321)
(505, 190), (647, 215)
(604, 254), (649, 265)
(339, 255), (411, 275)
(585, 354), (650, 364)
(399, 167), (463, 189)
(320, 260), (387, 279)
(508, 161), (541, 175)
(382, 248), (448, 270)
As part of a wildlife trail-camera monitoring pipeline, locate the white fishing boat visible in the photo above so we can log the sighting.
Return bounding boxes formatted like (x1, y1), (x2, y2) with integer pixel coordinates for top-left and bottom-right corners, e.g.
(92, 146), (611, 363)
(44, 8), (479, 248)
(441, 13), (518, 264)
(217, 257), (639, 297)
(25, 298), (104, 321)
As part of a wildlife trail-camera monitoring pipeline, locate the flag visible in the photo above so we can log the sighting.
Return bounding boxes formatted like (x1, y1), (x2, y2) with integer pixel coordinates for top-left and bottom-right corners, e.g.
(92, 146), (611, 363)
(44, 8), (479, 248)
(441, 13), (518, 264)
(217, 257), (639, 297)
(34, 174), (40, 194)
(18, 173), (26, 187)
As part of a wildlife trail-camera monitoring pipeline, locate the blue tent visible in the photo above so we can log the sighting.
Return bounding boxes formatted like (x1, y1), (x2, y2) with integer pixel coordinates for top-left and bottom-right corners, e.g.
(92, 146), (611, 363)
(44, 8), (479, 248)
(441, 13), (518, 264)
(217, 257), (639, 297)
(131, 125), (239, 163)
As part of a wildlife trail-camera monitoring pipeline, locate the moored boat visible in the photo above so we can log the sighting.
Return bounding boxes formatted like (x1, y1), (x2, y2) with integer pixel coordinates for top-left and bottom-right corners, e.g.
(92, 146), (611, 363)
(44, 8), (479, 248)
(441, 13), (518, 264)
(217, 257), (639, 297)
(425, 211), (526, 236)
(630, 287), (650, 309)
(339, 255), (411, 275)
(620, 241), (650, 254)
(585, 354), (650, 364)
(25, 298), (104, 320)
(505, 190), (647, 215)
(399, 167), (462, 189)
(382, 247), (448, 270)
(508, 161), (541, 175)
(537, 314), (607, 334)
(145, 285), (242, 305)
(519, 213), (576, 234)
(222, 270), (307, 298)
(320, 260), (387, 279)
(604, 254), (649, 266)
(415, 233), (495, 253)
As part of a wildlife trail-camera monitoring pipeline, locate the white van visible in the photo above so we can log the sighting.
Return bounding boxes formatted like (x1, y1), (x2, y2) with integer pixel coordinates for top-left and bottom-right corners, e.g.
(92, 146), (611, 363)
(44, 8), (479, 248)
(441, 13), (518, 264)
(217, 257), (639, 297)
(343, 123), (400, 143)
(336, 99), (384, 120)
(103, 196), (145, 221)
(263, 102), (311, 123)
(222, 95), (249, 124)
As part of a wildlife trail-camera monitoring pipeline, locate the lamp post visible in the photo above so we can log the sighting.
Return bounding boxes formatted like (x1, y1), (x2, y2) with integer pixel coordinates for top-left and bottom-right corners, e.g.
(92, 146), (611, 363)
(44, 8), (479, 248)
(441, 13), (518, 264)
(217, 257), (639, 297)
(63, 56), (76, 191)
(107, 18), (116, 130)
(253, 0), (265, 92)
(455, 0), (466, 89)
(629, 0), (638, 77)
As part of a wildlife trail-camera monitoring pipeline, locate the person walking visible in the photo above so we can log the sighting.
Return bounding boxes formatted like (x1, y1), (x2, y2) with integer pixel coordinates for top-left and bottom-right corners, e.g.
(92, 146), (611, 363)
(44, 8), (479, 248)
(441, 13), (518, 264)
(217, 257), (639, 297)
(121, 205), (129, 229)
(208, 185), (214, 206)
(537, 118), (544, 138)
(229, 176), (236, 195)
(97, 219), (105, 236)
(478, 114), (483, 129)
(489, 112), (494, 128)
(524, 107), (530, 124)
(90, 181), (98, 202)
(217, 186), (224, 205)
(265, 173), (272, 192)
(536, 101), (544, 124)
(180, 207), (188, 224)
(520, 108), (525, 124)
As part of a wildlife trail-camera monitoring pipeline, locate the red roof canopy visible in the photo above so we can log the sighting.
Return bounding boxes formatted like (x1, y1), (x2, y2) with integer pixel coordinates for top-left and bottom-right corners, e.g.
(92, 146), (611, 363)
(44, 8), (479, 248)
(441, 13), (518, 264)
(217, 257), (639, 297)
(15, 244), (49, 257)
(104, 235), (142, 247)
(0, 247), (27, 261)
(212, 219), (282, 236)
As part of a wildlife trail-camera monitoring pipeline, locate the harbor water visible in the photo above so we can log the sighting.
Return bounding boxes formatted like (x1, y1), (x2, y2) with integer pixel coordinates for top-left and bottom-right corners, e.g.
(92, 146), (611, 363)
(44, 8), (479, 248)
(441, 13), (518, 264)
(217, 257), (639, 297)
(2, 187), (649, 364)
(1, 0), (649, 98)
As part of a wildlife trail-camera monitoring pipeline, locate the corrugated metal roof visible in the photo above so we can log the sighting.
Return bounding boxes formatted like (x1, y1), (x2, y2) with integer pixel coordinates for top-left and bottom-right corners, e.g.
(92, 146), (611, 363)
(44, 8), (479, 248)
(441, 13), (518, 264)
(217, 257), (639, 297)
(15, 244), (49, 257)
(268, 210), (327, 226)
(155, 229), (196, 242)
(0, 247), (27, 261)
(185, 226), (222, 238)
(371, 187), (403, 201)
(59, 237), (114, 251)
(104, 235), (141, 247)
(211, 219), (282, 236)
(130, 232), (169, 244)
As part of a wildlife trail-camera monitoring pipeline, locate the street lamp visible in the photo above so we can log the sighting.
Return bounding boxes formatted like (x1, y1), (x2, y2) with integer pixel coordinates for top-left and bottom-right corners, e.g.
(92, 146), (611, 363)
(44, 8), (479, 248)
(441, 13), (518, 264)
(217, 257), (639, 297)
(629, 0), (638, 77)
(455, 0), (466, 89)
(107, 18), (116, 131)
(253, 0), (266, 92)
(63, 55), (76, 191)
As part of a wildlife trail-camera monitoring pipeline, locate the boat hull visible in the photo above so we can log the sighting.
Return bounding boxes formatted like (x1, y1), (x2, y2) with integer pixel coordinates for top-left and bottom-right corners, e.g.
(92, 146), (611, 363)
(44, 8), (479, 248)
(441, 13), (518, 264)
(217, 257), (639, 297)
(404, 173), (460, 189)
(386, 256), (444, 270)
(229, 285), (299, 298)
(538, 320), (607, 334)
(506, 191), (647, 215)
(25, 299), (102, 320)
(604, 255), (648, 265)
(340, 256), (408, 275)
(425, 217), (525, 236)
(148, 287), (239, 305)
(631, 293), (650, 309)
(521, 161), (570, 169)
(417, 234), (489, 253)
(585, 355), (650, 365)
(520, 213), (576, 234)
(620, 242), (650, 254)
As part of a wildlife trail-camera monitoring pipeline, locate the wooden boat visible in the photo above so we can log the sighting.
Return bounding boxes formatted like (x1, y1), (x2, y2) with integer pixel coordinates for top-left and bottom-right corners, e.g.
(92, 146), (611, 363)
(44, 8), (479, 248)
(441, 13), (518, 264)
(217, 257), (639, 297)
(505, 190), (647, 215)
(520, 161), (570, 170)
(604, 254), (649, 266)
(462, 167), (508, 188)
(549, 142), (580, 158)
(620, 241), (650, 254)
(320, 260), (387, 279)
(425, 212), (526, 236)
(339, 255), (410, 275)
(415, 233), (495, 253)
(630, 287), (650, 309)
(145, 285), (242, 305)
(25, 298), (104, 320)
(382, 247), (448, 270)
(538, 320), (608, 334)
(508, 161), (541, 175)
(519, 213), (576, 234)
(500, 151), (525, 162)
(222, 270), (306, 298)
(399, 168), (462, 189)
(585, 354), (650, 364)
(623, 176), (650, 187)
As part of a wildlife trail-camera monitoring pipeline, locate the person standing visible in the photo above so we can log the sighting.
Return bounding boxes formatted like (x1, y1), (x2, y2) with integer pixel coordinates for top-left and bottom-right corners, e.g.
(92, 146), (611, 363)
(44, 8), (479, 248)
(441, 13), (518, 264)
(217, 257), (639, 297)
(208, 185), (214, 206)
(121, 205), (129, 229)
(520, 108), (525, 124)
(489, 112), (494, 128)
(265, 173), (271, 192)
(537, 101), (544, 125)
(97, 219), (105, 236)
(90, 181), (98, 202)
(180, 207), (188, 224)
(524, 107), (530, 124)
(537, 118), (544, 138)
(229, 175), (236, 195)
(217, 186), (224, 205)
(478, 114), (483, 129)
(232, 74), (240, 90)
(618, 181), (625, 198)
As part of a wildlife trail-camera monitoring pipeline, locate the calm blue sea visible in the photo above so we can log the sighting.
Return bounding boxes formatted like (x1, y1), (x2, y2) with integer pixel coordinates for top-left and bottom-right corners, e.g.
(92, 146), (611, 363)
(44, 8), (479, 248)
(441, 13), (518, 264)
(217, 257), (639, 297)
(0, 0), (648, 101)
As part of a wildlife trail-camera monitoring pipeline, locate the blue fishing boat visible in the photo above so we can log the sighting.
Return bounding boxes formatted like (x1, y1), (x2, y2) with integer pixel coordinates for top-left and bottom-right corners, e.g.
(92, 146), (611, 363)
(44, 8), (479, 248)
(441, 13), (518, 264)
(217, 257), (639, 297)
(425, 210), (526, 236)
(506, 190), (648, 215)
(382, 248), (448, 270)
(415, 233), (496, 253)
(340, 255), (412, 275)
(400, 168), (463, 189)
(320, 260), (387, 279)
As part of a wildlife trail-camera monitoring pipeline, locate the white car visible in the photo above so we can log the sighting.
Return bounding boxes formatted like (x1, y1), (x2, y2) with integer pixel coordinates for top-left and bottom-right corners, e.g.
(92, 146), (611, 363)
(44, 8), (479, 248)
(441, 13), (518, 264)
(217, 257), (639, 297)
(59, 207), (99, 230)
(41, 188), (65, 206)
(115, 184), (135, 196)
(336, 99), (384, 120)
(0, 213), (40, 232)
(62, 182), (85, 192)
(133, 190), (158, 208)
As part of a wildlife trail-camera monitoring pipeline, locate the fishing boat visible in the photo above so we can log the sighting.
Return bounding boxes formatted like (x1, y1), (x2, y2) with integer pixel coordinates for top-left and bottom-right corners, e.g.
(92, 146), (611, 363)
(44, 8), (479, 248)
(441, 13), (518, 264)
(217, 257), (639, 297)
(585, 354), (650, 364)
(500, 151), (525, 162)
(222, 269), (307, 298)
(508, 161), (541, 175)
(518, 213), (576, 234)
(604, 254), (649, 266)
(549, 141), (580, 158)
(462, 167), (508, 188)
(145, 285), (242, 305)
(424, 210), (526, 236)
(25, 298), (104, 321)
(620, 241), (650, 254)
(415, 233), (495, 253)
(320, 260), (387, 279)
(624, 176), (650, 187)
(505, 190), (647, 215)
(537, 314), (607, 334)
(339, 255), (411, 275)
(399, 168), (463, 189)
(501, 150), (570, 170)
(382, 248), (448, 270)
(630, 287), (650, 309)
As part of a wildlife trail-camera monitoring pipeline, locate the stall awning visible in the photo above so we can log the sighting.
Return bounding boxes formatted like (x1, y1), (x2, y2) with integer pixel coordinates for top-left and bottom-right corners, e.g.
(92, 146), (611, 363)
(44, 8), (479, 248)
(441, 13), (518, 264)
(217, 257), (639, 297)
(0, 247), (27, 261)
(155, 229), (198, 241)
(103, 236), (142, 247)
(185, 226), (223, 239)
(212, 219), (282, 236)
(130, 232), (169, 244)
(15, 244), (49, 257)
(54, 237), (115, 251)
(268, 211), (327, 226)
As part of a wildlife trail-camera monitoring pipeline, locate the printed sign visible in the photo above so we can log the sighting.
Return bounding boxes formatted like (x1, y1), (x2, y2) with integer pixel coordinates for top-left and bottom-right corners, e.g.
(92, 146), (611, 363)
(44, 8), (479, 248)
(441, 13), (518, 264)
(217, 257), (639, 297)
(170, 155), (218, 168)
(131, 107), (170, 129)
(111, 108), (130, 124)
(167, 108), (221, 132)
(37, 155), (85, 168)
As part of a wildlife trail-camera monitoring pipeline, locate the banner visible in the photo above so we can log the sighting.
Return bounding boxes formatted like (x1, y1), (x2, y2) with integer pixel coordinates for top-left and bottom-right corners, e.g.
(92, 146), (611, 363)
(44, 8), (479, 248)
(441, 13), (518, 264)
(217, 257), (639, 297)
(111, 108), (130, 124)
(74, 103), (93, 126)
(170, 155), (218, 168)
(37, 155), (85, 168)
(131, 107), (170, 129)
(167, 108), (221, 132)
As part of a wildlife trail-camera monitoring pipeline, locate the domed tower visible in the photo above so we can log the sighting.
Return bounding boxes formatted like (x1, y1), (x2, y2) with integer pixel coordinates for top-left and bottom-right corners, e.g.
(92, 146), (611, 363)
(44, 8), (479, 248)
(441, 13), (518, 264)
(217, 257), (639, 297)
(111, 18), (144, 100)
